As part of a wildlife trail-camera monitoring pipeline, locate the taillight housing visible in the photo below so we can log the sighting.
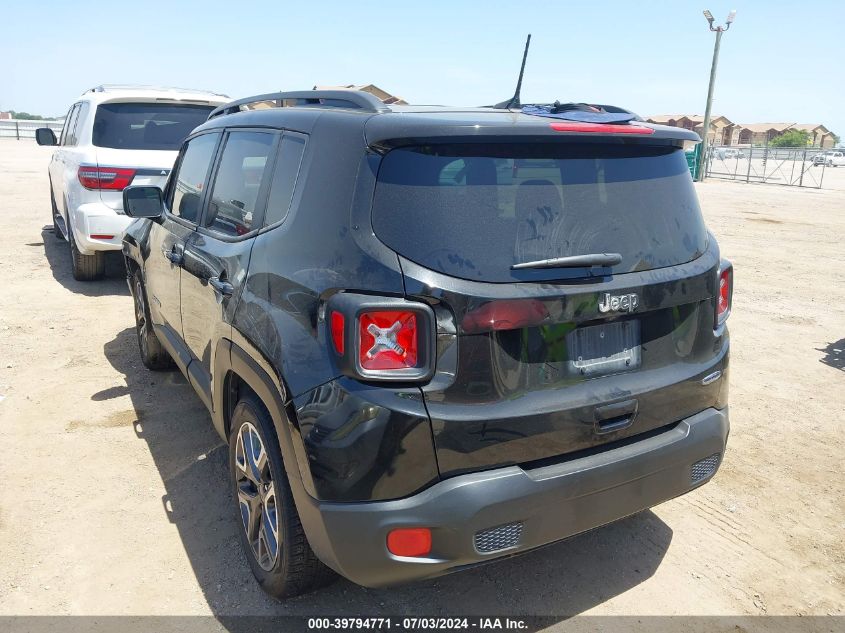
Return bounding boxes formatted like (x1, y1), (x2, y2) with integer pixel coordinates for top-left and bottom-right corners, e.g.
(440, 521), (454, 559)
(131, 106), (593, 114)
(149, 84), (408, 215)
(78, 165), (136, 190)
(326, 294), (435, 382)
(716, 260), (733, 327)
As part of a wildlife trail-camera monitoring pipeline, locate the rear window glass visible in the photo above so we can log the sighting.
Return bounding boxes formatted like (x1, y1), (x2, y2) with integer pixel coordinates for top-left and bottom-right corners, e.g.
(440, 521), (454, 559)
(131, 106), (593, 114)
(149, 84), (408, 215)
(93, 102), (215, 151)
(372, 144), (708, 282)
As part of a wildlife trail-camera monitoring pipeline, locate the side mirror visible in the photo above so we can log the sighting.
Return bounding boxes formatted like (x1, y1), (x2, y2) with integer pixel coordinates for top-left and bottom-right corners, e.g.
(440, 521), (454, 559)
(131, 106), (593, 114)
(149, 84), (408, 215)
(123, 186), (164, 219)
(35, 128), (57, 146)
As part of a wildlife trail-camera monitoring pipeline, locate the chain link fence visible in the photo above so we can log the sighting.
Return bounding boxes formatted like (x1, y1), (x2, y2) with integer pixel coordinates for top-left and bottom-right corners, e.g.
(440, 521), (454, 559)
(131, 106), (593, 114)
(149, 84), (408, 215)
(703, 142), (834, 188)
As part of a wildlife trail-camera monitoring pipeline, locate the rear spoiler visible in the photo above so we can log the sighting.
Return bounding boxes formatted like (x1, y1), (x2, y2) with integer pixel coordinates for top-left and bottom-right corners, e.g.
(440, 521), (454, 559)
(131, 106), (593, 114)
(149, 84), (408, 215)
(364, 119), (701, 153)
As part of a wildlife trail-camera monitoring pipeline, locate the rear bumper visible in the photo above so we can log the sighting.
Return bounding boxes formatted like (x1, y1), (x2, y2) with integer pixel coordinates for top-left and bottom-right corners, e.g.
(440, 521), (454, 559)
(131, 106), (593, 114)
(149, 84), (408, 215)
(301, 407), (728, 588)
(71, 202), (134, 254)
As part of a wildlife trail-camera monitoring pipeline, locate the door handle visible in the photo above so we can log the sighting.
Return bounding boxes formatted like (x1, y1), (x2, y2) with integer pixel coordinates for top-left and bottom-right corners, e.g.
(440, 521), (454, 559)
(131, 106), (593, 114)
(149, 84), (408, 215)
(208, 276), (234, 298)
(594, 399), (638, 435)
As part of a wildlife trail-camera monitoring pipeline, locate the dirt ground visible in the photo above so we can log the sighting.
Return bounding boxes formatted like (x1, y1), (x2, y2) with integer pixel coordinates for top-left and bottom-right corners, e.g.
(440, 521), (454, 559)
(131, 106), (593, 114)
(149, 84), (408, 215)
(0, 140), (843, 622)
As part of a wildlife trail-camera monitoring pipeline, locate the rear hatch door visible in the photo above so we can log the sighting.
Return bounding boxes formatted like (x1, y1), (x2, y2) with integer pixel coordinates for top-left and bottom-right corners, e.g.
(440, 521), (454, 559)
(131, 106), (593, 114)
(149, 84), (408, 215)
(91, 100), (215, 211)
(371, 140), (727, 477)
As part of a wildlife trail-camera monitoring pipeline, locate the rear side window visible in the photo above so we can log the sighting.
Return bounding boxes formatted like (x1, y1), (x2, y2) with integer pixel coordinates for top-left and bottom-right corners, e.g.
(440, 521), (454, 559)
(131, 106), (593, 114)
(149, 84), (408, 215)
(92, 102), (215, 151)
(61, 103), (81, 146)
(372, 143), (708, 282)
(205, 131), (275, 237)
(169, 133), (220, 224)
(264, 134), (306, 227)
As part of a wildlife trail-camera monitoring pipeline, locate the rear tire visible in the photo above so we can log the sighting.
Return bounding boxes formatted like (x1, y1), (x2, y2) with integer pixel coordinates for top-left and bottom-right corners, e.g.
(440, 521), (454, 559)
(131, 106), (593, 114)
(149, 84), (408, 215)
(229, 394), (335, 599)
(131, 272), (173, 371)
(68, 219), (105, 281)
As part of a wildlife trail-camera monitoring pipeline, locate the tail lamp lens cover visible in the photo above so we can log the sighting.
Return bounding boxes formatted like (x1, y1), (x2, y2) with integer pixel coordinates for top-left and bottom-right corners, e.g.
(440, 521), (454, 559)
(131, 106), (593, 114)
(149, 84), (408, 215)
(78, 166), (136, 190)
(330, 311), (345, 355)
(716, 263), (733, 326)
(326, 295), (434, 382)
(359, 310), (418, 371)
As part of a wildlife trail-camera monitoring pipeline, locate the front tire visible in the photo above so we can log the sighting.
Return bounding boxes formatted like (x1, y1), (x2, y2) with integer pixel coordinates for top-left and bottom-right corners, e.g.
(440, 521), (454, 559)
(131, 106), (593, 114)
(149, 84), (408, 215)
(229, 394), (335, 599)
(68, 219), (105, 281)
(132, 272), (173, 371)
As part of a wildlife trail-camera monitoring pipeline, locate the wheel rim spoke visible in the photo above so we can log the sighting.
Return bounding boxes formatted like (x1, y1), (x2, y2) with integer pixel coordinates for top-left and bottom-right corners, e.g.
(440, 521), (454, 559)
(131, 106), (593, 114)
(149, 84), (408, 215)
(245, 427), (268, 483)
(134, 282), (147, 329)
(237, 482), (261, 542)
(263, 490), (279, 556)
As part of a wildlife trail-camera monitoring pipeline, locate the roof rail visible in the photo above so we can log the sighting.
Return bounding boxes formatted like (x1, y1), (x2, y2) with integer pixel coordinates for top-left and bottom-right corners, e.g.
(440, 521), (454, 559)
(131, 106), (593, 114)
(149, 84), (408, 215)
(207, 90), (391, 120)
(82, 84), (229, 98)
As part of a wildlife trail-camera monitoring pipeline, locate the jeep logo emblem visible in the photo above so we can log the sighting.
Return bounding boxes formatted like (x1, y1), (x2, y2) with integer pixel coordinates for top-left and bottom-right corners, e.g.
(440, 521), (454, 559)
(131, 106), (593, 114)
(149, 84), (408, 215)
(598, 292), (639, 313)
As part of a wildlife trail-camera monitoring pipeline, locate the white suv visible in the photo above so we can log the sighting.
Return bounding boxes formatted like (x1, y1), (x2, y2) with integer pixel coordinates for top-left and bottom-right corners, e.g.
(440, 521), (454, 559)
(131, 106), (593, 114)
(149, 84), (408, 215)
(36, 85), (229, 280)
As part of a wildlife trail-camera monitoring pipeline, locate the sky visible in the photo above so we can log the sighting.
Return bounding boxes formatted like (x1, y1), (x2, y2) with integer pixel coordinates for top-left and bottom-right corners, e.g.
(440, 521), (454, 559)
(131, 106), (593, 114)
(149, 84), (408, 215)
(2, 0), (843, 136)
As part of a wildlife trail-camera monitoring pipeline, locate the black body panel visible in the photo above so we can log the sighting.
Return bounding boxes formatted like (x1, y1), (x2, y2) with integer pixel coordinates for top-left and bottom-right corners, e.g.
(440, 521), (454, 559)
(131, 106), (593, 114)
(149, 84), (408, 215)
(293, 378), (439, 502)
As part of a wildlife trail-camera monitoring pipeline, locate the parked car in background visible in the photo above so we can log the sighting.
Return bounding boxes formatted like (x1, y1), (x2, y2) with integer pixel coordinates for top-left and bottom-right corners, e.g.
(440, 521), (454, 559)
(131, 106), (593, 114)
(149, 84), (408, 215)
(716, 147), (745, 159)
(821, 151), (844, 167)
(36, 85), (228, 280)
(812, 151), (833, 166)
(121, 90), (732, 599)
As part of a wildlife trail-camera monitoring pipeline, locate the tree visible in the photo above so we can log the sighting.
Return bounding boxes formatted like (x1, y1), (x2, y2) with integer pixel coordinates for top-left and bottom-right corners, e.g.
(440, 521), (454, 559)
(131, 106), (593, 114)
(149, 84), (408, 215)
(9, 111), (47, 121)
(769, 129), (810, 148)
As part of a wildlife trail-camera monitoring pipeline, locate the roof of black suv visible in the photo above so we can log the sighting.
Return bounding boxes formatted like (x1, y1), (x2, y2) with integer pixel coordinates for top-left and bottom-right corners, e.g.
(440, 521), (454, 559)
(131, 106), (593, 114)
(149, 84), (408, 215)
(197, 89), (701, 147)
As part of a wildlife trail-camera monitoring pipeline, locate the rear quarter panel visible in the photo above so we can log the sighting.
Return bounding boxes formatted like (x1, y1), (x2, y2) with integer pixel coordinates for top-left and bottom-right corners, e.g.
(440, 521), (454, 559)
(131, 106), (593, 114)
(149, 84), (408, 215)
(229, 115), (439, 501)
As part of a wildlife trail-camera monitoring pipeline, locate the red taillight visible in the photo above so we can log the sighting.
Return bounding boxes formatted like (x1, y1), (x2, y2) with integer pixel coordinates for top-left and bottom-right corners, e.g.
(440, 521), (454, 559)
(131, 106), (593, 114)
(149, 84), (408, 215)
(461, 299), (549, 334)
(89, 234), (115, 240)
(387, 528), (431, 557)
(326, 295), (434, 381)
(716, 265), (733, 326)
(549, 122), (654, 135)
(359, 310), (418, 371)
(78, 166), (136, 190)
(330, 311), (345, 355)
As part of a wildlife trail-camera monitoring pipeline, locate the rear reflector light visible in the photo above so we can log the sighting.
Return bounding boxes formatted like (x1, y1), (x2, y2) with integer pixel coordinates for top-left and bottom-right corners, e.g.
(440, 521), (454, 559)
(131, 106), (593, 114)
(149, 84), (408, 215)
(359, 310), (418, 371)
(330, 311), (345, 355)
(89, 234), (114, 240)
(78, 166), (136, 190)
(461, 299), (549, 334)
(716, 264), (733, 326)
(549, 122), (654, 135)
(387, 528), (431, 557)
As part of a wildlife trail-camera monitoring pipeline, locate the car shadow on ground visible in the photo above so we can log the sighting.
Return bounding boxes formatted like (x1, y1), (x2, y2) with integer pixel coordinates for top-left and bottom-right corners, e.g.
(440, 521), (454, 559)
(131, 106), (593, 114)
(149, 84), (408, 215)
(818, 338), (845, 371)
(103, 326), (673, 621)
(39, 226), (128, 297)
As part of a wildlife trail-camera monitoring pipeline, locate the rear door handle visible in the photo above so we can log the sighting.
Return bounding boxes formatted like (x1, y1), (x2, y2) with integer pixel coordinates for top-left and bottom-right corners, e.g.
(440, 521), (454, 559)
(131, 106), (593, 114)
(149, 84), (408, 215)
(594, 399), (638, 435)
(208, 276), (234, 298)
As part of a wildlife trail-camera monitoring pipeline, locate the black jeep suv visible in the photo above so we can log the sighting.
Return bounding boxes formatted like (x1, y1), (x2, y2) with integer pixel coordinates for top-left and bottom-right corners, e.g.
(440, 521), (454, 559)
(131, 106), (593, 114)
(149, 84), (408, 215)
(121, 89), (732, 598)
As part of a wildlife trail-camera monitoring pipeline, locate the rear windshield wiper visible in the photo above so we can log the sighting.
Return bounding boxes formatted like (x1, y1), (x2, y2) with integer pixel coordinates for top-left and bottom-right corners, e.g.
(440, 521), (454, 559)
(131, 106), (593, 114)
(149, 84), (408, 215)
(511, 253), (623, 270)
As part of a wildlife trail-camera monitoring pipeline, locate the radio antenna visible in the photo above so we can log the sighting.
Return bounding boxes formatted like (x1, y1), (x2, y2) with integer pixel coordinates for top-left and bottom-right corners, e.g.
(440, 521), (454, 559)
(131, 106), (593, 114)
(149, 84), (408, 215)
(494, 34), (532, 109)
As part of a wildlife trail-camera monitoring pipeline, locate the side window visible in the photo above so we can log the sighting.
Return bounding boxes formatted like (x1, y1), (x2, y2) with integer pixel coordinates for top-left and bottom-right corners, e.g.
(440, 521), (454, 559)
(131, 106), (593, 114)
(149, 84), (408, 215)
(60, 104), (79, 146)
(204, 131), (275, 237)
(169, 133), (221, 224)
(264, 134), (306, 227)
(66, 102), (88, 146)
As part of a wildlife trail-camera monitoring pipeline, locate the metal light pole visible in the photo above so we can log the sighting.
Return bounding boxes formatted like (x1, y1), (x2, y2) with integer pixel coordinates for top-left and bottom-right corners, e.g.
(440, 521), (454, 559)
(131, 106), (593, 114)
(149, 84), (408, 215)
(696, 9), (736, 182)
